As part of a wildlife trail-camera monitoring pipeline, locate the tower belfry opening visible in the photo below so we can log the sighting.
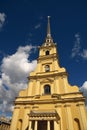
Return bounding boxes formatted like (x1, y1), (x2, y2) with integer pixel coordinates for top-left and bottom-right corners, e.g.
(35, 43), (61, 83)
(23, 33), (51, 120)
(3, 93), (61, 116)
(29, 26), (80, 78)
(10, 17), (87, 130)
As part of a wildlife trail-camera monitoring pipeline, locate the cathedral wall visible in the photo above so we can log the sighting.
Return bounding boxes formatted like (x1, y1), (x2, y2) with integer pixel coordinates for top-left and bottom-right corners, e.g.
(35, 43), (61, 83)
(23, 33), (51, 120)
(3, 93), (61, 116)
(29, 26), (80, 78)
(10, 106), (20, 130)
(10, 97), (87, 130)
(58, 77), (65, 93)
(10, 17), (87, 130)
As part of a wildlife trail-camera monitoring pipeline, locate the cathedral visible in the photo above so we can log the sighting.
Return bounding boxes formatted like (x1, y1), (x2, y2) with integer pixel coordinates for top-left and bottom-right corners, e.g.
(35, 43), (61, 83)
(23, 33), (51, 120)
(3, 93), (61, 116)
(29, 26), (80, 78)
(10, 17), (87, 130)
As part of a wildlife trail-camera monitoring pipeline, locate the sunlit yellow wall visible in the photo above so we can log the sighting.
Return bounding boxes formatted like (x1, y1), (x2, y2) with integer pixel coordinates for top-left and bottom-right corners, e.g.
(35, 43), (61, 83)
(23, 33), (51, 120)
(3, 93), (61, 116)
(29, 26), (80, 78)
(10, 18), (87, 130)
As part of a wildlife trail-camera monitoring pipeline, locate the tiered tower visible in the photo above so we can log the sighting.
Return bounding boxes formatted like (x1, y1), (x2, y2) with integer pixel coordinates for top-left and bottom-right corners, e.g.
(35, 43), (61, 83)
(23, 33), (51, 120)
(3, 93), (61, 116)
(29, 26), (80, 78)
(10, 17), (87, 130)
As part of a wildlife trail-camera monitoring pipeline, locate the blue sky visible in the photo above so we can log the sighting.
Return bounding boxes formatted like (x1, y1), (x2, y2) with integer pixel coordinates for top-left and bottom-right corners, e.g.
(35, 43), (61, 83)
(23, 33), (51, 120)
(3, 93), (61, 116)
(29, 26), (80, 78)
(0, 0), (87, 117)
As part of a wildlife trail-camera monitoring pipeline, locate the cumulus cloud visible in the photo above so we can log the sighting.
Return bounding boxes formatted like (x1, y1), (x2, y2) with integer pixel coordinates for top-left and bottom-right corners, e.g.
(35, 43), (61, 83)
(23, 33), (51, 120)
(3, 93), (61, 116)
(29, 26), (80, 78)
(0, 45), (37, 116)
(71, 33), (87, 61)
(80, 49), (87, 59)
(0, 12), (6, 30)
(71, 33), (81, 58)
(80, 81), (87, 109)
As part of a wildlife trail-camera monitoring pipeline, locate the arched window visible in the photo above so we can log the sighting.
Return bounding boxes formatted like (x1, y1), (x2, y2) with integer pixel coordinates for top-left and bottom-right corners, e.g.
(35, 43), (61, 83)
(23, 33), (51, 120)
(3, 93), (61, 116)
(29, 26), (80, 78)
(44, 85), (51, 94)
(18, 119), (22, 130)
(45, 65), (50, 72)
(74, 118), (81, 130)
(45, 50), (49, 55)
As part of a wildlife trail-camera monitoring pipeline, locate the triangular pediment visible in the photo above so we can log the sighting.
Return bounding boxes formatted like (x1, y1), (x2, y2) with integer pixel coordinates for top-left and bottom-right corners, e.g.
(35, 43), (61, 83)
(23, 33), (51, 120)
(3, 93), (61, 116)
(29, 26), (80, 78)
(40, 78), (53, 83)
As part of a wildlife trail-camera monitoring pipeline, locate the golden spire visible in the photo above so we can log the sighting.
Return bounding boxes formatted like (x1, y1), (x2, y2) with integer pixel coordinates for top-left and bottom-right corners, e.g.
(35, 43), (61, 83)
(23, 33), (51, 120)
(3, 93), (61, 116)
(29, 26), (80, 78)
(42, 16), (54, 46)
(47, 16), (51, 38)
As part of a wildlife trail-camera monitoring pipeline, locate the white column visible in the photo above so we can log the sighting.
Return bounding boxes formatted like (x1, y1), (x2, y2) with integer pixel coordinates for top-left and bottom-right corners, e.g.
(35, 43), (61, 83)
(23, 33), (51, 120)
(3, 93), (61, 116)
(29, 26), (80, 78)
(34, 121), (38, 130)
(47, 121), (50, 130)
(28, 121), (32, 130)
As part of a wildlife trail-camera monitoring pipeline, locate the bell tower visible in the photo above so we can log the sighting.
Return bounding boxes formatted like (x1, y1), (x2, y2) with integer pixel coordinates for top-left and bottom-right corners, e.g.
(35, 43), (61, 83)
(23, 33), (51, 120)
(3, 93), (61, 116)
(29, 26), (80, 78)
(10, 17), (87, 130)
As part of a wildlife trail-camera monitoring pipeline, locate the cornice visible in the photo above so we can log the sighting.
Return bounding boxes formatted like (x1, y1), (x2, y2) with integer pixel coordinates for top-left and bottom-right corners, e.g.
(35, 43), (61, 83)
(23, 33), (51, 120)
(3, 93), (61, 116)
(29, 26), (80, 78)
(39, 44), (56, 49)
(14, 96), (85, 105)
(29, 71), (68, 80)
(37, 53), (58, 61)
(28, 109), (59, 120)
(15, 91), (83, 99)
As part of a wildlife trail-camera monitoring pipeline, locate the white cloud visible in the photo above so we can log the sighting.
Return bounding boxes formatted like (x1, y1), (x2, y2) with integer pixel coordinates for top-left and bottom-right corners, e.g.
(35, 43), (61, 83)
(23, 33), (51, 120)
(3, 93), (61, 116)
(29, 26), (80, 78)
(35, 23), (41, 29)
(80, 49), (87, 59)
(0, 12), (6, 30)
(71, 33), (81, 58)
(71, 33), (87, 60)
(34, 16), (43, 29)
(80, 81), (87, 109)
(0, 45), (37, 116)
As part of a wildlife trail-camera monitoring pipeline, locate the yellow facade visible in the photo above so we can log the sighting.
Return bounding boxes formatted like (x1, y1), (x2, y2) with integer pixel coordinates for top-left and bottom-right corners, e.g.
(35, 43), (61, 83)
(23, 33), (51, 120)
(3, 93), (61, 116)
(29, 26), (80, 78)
(10, 17), (87, 130)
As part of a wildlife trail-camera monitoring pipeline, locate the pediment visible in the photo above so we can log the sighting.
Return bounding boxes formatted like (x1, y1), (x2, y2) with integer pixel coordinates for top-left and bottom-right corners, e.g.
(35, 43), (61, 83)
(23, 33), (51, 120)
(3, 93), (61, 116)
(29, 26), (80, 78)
(40, 78), (53, 83)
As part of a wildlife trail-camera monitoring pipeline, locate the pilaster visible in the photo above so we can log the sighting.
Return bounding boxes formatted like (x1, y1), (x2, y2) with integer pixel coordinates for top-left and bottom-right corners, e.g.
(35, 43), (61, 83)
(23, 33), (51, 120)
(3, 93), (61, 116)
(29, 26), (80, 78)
(22, 106), (30, 130)
(55, 104), (62, 130)
(77, 103), (87, 130)
(10, 106), (20, 130)
(64, 104), (74, 130)
(28, 80), (33, 96)
(62, 75), (68, 93)
(35, 80), (40, 96)
(54, 76), (60, 94)
(54, 120), (60, 130)
(54, 57), (58, 71)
